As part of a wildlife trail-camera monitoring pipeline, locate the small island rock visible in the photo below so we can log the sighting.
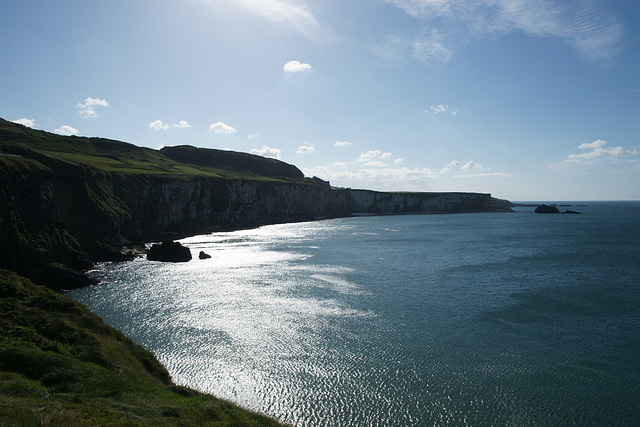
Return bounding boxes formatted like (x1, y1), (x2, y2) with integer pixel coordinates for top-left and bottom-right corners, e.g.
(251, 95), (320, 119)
(147, 241), (192, 262)
(535, 205), (560, 214)
(199, 251), (212, 259)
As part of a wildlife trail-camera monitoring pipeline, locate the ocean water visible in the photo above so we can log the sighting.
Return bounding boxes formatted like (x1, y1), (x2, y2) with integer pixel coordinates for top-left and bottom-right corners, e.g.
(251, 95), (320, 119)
(69, 202), (640, 426)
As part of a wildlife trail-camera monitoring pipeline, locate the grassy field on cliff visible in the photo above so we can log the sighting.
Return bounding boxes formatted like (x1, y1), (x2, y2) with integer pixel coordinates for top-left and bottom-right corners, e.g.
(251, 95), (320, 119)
(0, 269), (285, 426)
(0, 118), (303, 183)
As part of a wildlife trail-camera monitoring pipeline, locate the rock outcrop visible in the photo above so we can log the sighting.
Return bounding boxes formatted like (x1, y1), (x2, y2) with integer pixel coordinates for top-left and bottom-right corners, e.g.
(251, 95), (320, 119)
(147, 241), (192, 262)
(535, 204), (560, 214)
(534, 205), (582, 214)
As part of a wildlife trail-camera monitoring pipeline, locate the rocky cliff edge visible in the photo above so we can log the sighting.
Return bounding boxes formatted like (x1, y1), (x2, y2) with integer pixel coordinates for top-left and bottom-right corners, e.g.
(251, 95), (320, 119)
(0, 118), (512, 289)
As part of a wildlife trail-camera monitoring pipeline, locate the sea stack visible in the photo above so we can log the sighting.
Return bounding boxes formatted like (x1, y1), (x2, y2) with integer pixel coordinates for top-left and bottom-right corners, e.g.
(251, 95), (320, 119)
(147, 241), (192, 262)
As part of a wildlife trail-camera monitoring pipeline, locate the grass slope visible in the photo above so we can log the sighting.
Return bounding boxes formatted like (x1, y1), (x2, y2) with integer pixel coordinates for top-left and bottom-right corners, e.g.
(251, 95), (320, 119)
(0, 119), (299, 182)
(0, 270), (285, 426)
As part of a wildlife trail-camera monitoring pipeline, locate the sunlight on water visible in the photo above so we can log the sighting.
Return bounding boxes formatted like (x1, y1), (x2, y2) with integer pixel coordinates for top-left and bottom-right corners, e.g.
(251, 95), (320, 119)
(71, 204), (640, 426)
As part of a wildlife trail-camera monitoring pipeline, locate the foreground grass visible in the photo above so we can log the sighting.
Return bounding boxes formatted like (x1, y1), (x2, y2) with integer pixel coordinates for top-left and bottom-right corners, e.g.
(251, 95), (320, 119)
(0, 269), (286, 426)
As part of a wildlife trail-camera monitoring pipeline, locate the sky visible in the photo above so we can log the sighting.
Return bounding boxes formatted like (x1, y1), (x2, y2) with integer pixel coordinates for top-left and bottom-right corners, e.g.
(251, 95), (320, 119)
(2, 0), (640, 201)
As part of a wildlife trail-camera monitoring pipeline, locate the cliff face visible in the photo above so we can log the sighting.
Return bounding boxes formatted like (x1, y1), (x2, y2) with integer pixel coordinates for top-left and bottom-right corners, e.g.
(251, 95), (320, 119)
(118, 179), (510, 241)
(0, 120), (511, 289)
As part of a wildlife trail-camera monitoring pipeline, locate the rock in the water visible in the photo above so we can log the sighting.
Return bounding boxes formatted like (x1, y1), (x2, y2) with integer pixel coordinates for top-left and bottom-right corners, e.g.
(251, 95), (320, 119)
(199, 251), (212, 259)
(147, 241), (192, 262)
(535, 204), (560, 214)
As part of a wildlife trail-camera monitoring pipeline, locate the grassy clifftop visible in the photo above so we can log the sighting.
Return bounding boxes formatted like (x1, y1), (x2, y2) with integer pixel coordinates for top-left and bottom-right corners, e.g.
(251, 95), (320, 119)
(0, 269), (285, 426)
(0, 118), (304, 182)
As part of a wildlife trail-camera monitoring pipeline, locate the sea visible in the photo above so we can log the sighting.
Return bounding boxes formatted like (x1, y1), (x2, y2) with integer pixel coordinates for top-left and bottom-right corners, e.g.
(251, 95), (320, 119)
(68, 202), (640, 426)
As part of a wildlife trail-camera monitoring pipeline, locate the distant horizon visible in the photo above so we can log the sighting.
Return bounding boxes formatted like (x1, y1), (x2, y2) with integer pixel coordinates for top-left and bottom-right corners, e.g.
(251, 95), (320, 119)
(2, 0), (639, 201)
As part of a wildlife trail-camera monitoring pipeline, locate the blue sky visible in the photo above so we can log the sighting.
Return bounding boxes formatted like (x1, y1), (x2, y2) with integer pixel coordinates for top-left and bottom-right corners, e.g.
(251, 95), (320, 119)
(2, 0), (639, 201)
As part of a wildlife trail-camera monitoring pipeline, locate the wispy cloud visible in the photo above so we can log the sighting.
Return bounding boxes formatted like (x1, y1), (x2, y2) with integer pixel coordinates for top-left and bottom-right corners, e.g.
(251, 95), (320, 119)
(413, 30), (452, 63)
(335, 140), (353, 147)
(453, 172), (512, 178)
(424, 104), (458, 116)
(192, 0), (320, 37)
(461, 161), (483, 170)
(250, 144), (282, 159)
(53, 125), (78, 136)
(564, 139), (638, 163)
(209, 121), (237, 134)
(383, 0), (623, 65)
(11, 118), (37, 128)
(358, 150), (393, 162)
(76, 97), (110, 118)
(284, 60), (312, 73)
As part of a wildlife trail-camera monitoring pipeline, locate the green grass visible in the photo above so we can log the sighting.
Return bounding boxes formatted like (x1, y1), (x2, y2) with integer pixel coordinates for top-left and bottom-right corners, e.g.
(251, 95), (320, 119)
(0, 118), (297, 183)
(0, 269), (286, 426)
(44, 151), (292, 183)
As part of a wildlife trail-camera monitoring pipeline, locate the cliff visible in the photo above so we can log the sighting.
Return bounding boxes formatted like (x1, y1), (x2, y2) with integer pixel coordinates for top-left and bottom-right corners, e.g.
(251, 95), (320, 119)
(0, 118), (511, 289)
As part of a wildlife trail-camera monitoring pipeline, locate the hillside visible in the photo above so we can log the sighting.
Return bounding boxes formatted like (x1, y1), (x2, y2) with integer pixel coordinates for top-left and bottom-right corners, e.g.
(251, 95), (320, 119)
(0, 269), (285, 426)
(0, 118), (303, 181)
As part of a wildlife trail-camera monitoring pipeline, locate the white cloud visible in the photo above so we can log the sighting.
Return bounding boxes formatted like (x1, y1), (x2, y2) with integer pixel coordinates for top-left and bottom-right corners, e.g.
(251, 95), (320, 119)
(453, 172), (512, 178)
(427, 104), (448, 114)
(283, 60), (312, 73)
(209, 121), (237, 134)
(303, 154), (511, 191)
(564, 139), (638, 163)
(149, 120), (169, 131)
(394, 158), (404, 165)
(461, 161), (483, 170)
(296, 144), (315, 154)
(359, 150), (381, 161)
(11, 118), (36, 128)
(578, 139), (607, 149)
(335, 140), (352, 147)
(358, 150), (393, 162)
(53, 125), (78, 136)
(363, 160), (387, 167)
(424, 104), (458, 116)
(76, 97), (110, 118)
(173, 120), (191, 128)
(383, 0), (623, 65)
(248, 133), (260, 139)
(440, 160), (460, 173)
(250, 145), (282, 159)
(303, 164), (440, 190)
